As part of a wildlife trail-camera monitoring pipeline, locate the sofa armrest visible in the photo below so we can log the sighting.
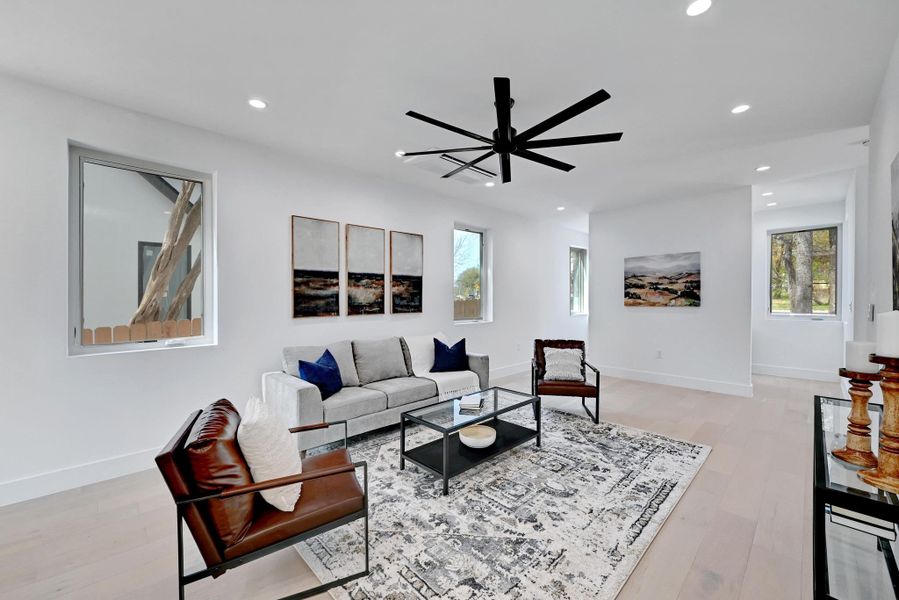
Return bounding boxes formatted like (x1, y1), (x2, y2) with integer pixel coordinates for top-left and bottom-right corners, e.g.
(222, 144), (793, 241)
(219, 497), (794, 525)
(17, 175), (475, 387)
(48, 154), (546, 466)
(263, 372), (324, 429)
(467, 353), (489, 390)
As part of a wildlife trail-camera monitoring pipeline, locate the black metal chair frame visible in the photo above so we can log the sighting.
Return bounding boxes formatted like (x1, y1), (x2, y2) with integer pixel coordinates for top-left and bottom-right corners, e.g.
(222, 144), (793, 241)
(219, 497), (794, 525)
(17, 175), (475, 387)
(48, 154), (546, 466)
(172, 421), (369, 600)
(531, 358), (601, 424)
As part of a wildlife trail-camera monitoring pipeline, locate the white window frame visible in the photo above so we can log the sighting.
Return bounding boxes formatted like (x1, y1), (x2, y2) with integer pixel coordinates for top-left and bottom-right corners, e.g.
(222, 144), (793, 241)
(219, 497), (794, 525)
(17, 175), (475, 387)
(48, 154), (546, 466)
(569, 246), (588, 316)
(453, 225), (492, 324)
(766, 223), (841, 321)
(67, 145), (218, 356)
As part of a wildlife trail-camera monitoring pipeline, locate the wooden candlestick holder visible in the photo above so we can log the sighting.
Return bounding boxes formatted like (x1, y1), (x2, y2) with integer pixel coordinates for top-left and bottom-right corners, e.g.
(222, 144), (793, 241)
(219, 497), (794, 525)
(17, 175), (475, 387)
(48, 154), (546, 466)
(859, 356), (899, 493)
(832, 368), (881, 468)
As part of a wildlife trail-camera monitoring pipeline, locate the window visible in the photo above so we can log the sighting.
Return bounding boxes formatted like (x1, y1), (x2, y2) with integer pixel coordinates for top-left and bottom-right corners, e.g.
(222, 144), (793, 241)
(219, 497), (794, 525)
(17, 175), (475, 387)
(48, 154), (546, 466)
(453, 228), (484, 321)
(68, 146), (216, 355)
(570, 247), (588, 315)
(769, 226), (838, 316)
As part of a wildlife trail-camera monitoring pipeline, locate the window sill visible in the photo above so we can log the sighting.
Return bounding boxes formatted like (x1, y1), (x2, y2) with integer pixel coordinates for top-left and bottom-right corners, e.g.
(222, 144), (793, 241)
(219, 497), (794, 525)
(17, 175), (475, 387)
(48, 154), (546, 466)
(68, 338), (216, 357)
(570, 312), (589, 317)
(454, 319), (493, 326)
(767, 313), (841, 322)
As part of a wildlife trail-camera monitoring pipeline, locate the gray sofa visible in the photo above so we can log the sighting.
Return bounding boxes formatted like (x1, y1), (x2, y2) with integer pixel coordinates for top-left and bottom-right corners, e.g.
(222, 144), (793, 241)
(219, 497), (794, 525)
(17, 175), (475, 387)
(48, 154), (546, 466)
(264, 336), (489, 450)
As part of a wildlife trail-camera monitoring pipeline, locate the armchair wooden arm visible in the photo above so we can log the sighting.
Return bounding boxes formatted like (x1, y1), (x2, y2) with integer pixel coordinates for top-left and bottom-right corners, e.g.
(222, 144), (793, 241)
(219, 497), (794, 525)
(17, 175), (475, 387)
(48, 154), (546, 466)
(288, 420), (348, 448)
(177, 460), (367, 505)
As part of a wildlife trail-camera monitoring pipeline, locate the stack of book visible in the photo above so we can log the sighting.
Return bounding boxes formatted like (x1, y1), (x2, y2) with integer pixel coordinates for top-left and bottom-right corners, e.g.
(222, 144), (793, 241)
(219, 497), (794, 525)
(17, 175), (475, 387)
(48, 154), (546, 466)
(458, 394), (484, 415)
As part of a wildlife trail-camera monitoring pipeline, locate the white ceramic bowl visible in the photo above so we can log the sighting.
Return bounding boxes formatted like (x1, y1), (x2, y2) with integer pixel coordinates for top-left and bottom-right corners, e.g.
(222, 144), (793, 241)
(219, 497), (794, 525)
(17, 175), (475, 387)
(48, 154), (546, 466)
(459, 425), (496, 449)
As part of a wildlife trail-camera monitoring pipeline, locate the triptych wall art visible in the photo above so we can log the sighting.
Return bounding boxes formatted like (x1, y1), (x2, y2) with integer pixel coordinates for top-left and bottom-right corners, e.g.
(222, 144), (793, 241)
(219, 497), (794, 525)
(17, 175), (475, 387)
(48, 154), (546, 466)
(291, 215), (423, 318)
(390, 231), (424, 313)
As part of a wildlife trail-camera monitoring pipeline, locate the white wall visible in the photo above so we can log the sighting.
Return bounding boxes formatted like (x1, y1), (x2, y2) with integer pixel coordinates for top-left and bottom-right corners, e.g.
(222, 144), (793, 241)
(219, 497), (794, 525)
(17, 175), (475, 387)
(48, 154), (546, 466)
(863, 35), (899, 343)
(588, 188), (753, 397)
(533, 226), (590, 343)
(751, 201), (848, 381)
(0, 74), (586, 505)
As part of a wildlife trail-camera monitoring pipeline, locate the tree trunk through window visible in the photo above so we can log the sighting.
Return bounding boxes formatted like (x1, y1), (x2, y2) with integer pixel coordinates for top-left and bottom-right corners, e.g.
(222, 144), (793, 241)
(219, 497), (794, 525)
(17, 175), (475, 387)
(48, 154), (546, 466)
(130, 181), (202, 325)
(786, 231), (813, 314)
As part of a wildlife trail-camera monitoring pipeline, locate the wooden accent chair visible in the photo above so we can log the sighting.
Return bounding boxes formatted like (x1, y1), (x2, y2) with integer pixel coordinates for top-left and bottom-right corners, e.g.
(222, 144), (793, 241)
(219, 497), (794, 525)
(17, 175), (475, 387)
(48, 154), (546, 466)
(156, 399), (369, 600)
(531, 339), (600, 424)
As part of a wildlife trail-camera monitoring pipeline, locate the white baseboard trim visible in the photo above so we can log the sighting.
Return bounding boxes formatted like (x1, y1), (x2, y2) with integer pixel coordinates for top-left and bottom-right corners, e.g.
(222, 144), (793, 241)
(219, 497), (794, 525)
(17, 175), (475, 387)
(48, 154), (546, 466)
(490, 361), (530, 381)
(599, 365), (754, 398)
(752, 363), (840, 382)
(0, 447), (158, 508)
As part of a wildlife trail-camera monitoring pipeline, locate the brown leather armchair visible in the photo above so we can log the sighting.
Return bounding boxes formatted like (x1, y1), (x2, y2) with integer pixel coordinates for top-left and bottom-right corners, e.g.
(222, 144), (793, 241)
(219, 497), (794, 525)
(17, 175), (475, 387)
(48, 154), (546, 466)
(156, 399), (369, 600)
(532, 339), (600, 424)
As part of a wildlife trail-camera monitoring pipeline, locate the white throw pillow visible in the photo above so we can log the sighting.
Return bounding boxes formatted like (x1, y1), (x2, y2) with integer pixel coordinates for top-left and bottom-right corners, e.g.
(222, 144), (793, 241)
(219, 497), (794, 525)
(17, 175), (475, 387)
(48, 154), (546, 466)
(237, 396), (303, 512)
(543, 347), (584, 381)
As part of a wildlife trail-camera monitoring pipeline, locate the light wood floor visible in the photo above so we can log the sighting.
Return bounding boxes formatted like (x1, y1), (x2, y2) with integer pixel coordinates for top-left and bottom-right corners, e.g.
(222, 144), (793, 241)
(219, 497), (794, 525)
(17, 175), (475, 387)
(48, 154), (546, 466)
(0, 373), (837, 599)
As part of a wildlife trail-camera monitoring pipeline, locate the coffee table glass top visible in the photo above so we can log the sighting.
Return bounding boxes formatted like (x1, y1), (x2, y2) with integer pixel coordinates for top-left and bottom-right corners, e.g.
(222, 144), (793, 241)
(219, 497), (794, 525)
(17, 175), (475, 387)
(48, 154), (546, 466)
(816, 395), (899, 507)
(403, 387), (537, 433)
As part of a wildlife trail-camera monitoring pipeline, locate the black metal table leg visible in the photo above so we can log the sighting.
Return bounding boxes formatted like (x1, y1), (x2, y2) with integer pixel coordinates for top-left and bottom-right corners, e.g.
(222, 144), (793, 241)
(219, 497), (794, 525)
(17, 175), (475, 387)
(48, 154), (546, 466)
(399, 415), (406, 470)
(536, 398), (541, 448)
(442, 432), (449, 496)
(813, 488), (829, 598)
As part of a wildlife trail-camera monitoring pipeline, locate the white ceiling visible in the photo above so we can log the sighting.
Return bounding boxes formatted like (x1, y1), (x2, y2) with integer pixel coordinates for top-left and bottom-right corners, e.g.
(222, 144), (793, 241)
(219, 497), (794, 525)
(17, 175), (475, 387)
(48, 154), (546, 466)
(1, 1), (897, 231)
(752, 168), (856, 213)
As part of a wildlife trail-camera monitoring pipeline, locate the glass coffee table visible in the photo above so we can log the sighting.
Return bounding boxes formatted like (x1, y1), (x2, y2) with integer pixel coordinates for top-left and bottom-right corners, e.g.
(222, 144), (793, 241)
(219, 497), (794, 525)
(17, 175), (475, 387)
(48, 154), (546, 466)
(400, 387), (540, 495)
(814, 395), (899, 599)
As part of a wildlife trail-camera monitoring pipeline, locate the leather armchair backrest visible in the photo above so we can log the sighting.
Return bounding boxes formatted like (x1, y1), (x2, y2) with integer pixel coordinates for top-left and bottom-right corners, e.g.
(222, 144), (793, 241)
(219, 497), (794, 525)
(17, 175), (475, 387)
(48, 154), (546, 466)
(155, 409), (224, 568)
(183, 399), (256, 547)
(534, 339), (586, 378)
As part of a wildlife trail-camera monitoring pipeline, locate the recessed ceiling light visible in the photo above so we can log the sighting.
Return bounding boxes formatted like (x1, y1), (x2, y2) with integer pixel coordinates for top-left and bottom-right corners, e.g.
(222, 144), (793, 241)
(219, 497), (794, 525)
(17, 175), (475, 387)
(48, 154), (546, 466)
(686, 0), (712, 16)
(762, 192), (774, 197)
(756, 165), (771, 172)
(395, 150), (406, 157)
(556, 206), (566, 211)
(485, 181), (495, 187)
(766, 202), (777, 207)
(731, 104), (751, 114)
(248, 98), (268, 110)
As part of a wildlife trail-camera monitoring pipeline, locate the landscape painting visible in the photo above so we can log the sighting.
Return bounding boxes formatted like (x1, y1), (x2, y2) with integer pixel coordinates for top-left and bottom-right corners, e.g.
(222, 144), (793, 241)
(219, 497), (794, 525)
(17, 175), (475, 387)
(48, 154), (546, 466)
(624, 252), (701, 307)
(390, 231), (423, 313)
(892, 152), (899, 309)
(292, 216), (340, 318)
(346, 224), (385, 315)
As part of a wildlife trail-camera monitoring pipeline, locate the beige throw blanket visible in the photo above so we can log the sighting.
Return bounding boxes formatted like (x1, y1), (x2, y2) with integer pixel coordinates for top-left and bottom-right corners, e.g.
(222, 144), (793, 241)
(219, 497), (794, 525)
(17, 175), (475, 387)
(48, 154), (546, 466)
(404, 334), (480, 402)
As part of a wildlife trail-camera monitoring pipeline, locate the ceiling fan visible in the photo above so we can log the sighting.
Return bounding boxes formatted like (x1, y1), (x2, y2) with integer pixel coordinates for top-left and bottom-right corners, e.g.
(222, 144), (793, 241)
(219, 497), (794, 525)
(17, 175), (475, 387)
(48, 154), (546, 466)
(400, 77), (623, 184)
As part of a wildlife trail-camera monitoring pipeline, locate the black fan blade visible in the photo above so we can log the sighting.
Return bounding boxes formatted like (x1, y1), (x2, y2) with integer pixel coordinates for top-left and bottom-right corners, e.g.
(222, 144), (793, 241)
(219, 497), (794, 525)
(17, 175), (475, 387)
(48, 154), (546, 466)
(513, 149), (576, 172)
(500, 153), (511, 183)
(494, 77), (512, 145)
(406, 111), (493, 144)
(442, 151), (496, 179)
(516, 89), (612, 142)
(400, 146), (493, 157)
(522, 132), (623, 149)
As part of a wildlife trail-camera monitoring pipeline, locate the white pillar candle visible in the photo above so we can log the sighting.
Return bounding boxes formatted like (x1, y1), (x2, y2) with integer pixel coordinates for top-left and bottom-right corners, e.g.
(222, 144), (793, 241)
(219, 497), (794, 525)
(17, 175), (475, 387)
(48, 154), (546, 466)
(876, 311), (899, 358)
(846, 341), (879, 373)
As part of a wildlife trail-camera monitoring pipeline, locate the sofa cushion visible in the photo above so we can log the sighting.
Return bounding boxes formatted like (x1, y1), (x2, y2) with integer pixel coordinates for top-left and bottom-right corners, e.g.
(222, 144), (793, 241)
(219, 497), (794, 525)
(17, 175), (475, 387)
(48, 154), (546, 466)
(432, 337), (469, 372)
(223, 448), (363, 560)
(352, 337), (408, 385)
(283, 341), (359, 387)
(184, 399), (255, 546)
(298, 350), (343, 400)
(322, 386), (387, 422)
(365, 376), (438, 409)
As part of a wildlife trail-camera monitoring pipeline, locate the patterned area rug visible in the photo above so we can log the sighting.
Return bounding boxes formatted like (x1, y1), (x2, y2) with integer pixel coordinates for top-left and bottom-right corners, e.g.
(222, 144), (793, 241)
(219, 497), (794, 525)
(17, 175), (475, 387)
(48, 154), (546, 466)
(296, 409), (709, 599)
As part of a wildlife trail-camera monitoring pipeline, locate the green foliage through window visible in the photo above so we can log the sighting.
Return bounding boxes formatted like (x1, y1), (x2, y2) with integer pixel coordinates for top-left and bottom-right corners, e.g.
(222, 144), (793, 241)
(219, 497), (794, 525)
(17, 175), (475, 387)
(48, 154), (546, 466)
(770, 227), (838, 315)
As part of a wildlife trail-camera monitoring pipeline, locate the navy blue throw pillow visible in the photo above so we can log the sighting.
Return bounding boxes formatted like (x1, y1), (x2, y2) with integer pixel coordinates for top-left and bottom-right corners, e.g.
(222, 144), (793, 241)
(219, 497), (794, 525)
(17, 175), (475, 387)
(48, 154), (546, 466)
(298, 349), (343, 400)
(431, 338), (469, 372)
